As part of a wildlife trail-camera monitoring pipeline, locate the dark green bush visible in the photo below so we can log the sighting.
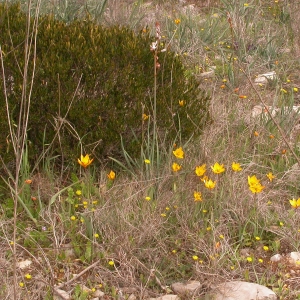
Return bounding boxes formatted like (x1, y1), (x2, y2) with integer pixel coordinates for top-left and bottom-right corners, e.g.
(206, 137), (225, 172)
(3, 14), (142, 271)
(0, 3), (210, 165)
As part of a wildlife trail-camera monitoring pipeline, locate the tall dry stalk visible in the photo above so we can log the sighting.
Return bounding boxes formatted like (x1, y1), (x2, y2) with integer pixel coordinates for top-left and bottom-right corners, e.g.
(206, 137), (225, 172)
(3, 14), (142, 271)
(0, 0), (41, 298)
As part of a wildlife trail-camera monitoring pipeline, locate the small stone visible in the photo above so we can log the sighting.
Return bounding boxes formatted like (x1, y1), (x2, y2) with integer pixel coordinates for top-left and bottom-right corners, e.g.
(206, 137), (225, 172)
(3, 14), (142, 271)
(148, 296), (179, 300)
(54, 288), (71, 300)
(254, 71), (277, 84)
(288, 252), (300, 267)
(17, 259), (32, 269)
(121, 287), (138, 294)
(270, 254), (283, 262)
(171, 281), (201, 295)
(199, 70), (215, 78)
(127, 295), (137, 300)
(93, 290), (105, 297)
(79, 284), (91, 293)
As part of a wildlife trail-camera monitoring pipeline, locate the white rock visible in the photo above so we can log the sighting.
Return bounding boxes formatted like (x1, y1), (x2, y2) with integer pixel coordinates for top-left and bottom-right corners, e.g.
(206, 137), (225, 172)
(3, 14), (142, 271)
(210, 281), (276, 300)
(54, 288), (71, 300)
(127, 295), (137, 300)
(254, 71), (277, 84)
(79, 284), (91, 293)
(93, 290), (105, 297)
(270, 254), (283, 262)
(171, 280), (201, 295)
(17, 259), (32, 269)
(199, 70), (215, 78)
(148, 295), (180, 300)
(288, 252), (300, 266)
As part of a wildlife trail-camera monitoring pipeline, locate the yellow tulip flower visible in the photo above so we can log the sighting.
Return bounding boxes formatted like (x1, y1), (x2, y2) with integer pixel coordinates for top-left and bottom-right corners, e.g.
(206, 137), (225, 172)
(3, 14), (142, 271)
(78, 154), (94, 168)
(211, 162), (225, 174)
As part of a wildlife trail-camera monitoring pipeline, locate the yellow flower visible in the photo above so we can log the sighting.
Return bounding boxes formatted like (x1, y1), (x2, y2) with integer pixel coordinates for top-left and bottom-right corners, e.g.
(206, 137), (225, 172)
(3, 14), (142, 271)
(219, 234), (224, 239)
(178, 100), (185, 106)
(173, 147), (184, 159)
(70, 216), (76, 221)
(145, 196), (151, 201)
(254, 131), (259, 136)
(258, 258), (263, 263)
(204, 179), (216, 190)
(25, 179), (32, 184)
(161, 213), (167, 217)
(280, 88), (287, 93)
(172, 162), (182, 172)
(248, 175), (260, 186)
(247, 175), (265, 193)
(76, 190), (82, 196)
(231, 162), (242, 172)
(25, 274), (32, 280)
(192, 255), (198, 261)
(19, 282), (24, 287)
(294, 87), (298, 92)
(108, 260), (114, 266)
(266, 172), (275, 182)
(78, 154), (94, 168)
(193, 191), (202, 202)
(107, 170), (116, 180)
(289, 198), (300, 209)
(144, 159), (150, 164)
(255, 236), (261, 241)
(195, 164), (206, 177)
(211, 162), (225, 174)
(94, 233), (99, 238)
(246, 257), (253, 262)
(142, 113), (149, 121)
(142, 114), (149, 121)
(174, 18), (181, 24)
(249, 183), (264, 194)
(263, 246), (269, 251)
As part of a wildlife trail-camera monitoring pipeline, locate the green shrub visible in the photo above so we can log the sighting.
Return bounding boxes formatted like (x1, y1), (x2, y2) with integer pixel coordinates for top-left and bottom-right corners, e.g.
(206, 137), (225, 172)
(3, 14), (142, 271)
(0, 3), (210, 165)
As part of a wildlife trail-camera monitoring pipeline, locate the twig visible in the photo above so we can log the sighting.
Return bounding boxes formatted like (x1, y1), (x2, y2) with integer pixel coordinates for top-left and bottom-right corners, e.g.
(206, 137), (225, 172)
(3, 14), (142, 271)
(56, 260), (100, 289)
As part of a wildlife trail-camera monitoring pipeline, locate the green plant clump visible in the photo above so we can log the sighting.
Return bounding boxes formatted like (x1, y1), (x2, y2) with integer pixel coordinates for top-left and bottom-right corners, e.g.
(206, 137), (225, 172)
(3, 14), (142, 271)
(0, 3), (210, 165)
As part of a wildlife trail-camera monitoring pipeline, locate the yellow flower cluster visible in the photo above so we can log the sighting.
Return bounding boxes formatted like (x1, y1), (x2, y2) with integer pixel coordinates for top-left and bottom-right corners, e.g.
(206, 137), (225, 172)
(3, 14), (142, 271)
(248, 175), (264, 194)
(172, 147), (184, 172)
